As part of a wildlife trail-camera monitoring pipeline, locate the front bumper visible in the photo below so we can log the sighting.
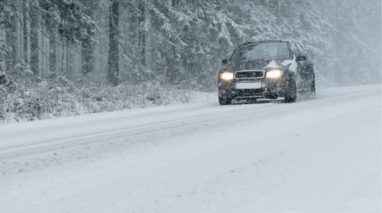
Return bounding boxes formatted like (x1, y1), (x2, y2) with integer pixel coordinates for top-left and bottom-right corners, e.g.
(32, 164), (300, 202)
(218, 78), (288, 99)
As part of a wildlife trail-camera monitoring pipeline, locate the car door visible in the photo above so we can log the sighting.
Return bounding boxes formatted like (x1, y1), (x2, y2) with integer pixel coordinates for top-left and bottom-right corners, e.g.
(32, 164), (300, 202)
(299, 43), (315, 90)
(290, 41), (305, 89)
(295, 42), (313, 91)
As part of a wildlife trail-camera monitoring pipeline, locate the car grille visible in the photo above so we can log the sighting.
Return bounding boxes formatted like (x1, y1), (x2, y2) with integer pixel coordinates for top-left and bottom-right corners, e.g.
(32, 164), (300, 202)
(235, 70), (264, 82)
(238, 89), (264, 97)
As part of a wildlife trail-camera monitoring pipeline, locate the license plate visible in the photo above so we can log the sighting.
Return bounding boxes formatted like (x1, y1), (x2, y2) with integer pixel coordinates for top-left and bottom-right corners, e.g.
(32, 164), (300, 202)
(235, 82), (262, 89)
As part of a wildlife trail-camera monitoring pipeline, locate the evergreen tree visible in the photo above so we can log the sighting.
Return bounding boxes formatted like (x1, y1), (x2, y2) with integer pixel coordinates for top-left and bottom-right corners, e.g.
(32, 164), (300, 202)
(107, 0), (119, 85)
(30, 0), (40, 75)
(23, 0), (29, 65)
(40, 0), (59, 73)
(80, 0), (98, 75)
(4, 1), (17, 71)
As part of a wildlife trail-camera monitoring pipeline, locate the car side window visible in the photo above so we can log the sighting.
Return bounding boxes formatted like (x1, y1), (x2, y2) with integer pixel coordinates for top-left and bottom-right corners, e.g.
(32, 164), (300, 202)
(296, 42), (308, 58)
(290, 42), (301, 57)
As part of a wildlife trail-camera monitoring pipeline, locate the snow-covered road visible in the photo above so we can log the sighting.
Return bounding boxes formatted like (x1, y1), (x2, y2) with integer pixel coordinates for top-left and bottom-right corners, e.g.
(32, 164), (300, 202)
(0, 85), (381, 213)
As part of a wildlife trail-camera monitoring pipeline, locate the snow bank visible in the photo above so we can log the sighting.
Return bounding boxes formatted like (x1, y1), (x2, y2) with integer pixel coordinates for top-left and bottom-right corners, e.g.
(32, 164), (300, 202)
(0, 73), (214, 124)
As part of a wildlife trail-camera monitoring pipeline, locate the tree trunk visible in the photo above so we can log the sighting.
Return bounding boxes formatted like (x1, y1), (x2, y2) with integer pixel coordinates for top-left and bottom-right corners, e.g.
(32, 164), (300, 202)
(30, 0), (39, 75)
(5, 3), (17, 71)
(107, 0), (119, 85)
(23, 0), (28, 64)
(49, 30), (56, 73)
(81, 0), (96, 75)
(139, 1), (146, 67)
(81, 36), (94, 75)
(171, 0), (179, 7)
(65, 41), (71, 77)
(138, 0), (148, 81)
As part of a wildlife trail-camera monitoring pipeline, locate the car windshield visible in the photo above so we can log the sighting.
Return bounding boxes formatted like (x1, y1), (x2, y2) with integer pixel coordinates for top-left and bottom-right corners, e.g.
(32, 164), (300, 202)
(231, 42), (291, 62)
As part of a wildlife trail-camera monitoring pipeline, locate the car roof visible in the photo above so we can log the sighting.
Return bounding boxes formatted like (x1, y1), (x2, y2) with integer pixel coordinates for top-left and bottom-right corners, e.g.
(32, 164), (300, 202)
(239, 40), (291, 46)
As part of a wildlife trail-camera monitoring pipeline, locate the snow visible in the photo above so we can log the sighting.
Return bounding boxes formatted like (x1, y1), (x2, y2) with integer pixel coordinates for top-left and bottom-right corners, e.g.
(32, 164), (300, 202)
(0, 84), (380, 213)
(265, 60), (281, 69)
(265, 59), (298, 73)
(0, 74), (212, 124)
(282, 57), (298, 73)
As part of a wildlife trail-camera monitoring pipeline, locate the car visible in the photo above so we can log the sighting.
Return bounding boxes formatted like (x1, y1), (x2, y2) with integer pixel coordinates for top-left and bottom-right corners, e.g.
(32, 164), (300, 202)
(217, 40), (315, 105)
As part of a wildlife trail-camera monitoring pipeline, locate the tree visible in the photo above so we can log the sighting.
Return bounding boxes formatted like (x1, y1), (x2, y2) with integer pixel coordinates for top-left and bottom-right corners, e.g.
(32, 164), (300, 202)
(40, 0), (59, 73)
(107, 0), (119, 85)
(80, 0), (98, 75)
(137, 0), (147, 81)
(52, 0), (97, 76)
(171, 0), (179, 8)
(30, 0), (39, 75)
(4, 1), (17, 71)
(23, 0), (29, 65)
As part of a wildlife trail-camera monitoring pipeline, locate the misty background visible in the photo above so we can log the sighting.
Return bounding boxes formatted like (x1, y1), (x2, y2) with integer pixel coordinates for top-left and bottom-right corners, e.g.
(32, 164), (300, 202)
(0, 0), (381, 122)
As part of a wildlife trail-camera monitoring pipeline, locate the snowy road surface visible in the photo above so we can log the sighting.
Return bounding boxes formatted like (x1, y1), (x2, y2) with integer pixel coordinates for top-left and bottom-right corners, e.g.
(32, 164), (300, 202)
(0, 85), (381, 213)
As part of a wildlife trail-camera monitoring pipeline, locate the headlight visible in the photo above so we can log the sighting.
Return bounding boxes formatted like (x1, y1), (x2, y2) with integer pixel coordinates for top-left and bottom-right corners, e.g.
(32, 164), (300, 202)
(220, 72), (234, 81)
(266, 69), (283, 79)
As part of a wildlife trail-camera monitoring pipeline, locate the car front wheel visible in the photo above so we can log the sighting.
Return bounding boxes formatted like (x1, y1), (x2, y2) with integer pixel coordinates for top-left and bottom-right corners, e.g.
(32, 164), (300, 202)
(218, 96), (232, 105)
(284, 79), (297, 103)
(310, 80), (316, 98)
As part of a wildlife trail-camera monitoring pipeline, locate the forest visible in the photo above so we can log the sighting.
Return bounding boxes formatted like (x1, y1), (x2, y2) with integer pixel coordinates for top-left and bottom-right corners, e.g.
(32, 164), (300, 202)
(0, 0), (380, 122)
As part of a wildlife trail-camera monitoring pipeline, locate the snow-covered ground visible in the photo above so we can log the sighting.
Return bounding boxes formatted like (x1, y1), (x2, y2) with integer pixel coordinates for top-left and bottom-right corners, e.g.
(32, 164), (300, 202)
(0, 85), (380, 213)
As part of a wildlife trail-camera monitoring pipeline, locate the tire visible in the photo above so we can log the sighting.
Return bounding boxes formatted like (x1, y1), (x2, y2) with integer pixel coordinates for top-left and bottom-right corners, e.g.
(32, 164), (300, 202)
(219, 96), (232, 105)
(310, 80), (316, 98)
(284, 79), (297, 103)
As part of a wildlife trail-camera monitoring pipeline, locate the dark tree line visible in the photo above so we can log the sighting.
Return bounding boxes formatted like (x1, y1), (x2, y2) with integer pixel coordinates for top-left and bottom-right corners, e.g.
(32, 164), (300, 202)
(0, 0), (98, 76)
(0, 0), (380, 88)
(108, 0), (119, 85)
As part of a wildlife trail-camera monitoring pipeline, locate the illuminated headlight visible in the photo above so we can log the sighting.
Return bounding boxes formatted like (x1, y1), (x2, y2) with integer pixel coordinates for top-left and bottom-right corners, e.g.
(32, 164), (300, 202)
(266, 69), (283, 79)
(220, 72), (234, 81)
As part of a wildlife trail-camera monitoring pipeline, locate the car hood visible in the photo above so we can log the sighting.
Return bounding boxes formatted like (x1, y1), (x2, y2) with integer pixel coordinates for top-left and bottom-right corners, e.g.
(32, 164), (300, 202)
(233, 59), (286, 71)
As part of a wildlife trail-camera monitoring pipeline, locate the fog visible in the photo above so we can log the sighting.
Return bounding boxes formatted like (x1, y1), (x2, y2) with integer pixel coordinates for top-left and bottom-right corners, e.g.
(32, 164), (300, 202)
(0, 0), (381, 122)
(312, 0), (381, 85)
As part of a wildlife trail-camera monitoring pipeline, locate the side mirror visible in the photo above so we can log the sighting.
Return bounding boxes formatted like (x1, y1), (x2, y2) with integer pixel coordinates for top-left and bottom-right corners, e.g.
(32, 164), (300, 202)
(296, 55), (307, 62)
(222, 59), (228, 65)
